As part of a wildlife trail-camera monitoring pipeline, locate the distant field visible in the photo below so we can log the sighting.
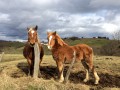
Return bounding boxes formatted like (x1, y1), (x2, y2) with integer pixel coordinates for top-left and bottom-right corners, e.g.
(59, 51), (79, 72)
(64, 38), (110, 47)
(0, 54), (120, 90)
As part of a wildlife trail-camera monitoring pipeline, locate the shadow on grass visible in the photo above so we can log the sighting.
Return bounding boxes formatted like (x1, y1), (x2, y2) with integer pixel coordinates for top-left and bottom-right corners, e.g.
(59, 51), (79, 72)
(14, 62), (120, 88)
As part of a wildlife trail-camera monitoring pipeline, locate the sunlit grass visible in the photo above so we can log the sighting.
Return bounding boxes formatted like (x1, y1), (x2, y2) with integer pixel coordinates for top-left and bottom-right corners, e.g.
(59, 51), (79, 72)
(1, 54), (24, 62)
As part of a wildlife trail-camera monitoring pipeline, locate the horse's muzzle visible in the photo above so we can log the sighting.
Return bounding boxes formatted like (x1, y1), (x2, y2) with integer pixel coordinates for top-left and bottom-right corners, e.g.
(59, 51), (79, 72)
(47, 45), (52, 50)
(30, 43), (35, 47)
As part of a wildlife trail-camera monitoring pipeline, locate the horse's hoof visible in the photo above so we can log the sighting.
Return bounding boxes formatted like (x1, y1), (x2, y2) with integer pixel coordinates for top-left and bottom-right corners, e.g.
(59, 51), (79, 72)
(94, 82), (99, 85)
(83, 79), (89, 83)
(94, 80), (99, 85)
(94, 77), (100, 84)
(58, 79), (64, 83)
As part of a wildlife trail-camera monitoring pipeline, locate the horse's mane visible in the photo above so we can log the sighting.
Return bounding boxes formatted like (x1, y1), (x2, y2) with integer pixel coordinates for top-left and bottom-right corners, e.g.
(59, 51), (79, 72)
(37, 33), (41, 43)
(56, 34), (68, 46)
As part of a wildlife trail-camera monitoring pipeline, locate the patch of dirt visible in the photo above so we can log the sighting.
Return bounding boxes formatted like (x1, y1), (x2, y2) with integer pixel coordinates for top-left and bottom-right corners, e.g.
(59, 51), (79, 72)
(14, 62), (120, 89)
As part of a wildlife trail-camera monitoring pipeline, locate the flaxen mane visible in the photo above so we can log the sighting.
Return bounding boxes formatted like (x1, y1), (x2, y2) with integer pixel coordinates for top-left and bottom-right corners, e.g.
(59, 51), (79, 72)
(56, 34), (68, 46)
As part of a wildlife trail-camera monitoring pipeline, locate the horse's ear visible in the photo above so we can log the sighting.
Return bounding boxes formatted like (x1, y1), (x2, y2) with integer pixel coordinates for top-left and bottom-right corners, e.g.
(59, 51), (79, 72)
(35, 25), (38, 30)
(53, 31), (56, 35)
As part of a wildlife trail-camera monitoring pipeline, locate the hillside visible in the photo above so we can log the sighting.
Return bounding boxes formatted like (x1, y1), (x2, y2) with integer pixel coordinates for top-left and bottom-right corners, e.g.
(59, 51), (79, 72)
(0, 40), (25, 54)
(0, 38), (111, 55)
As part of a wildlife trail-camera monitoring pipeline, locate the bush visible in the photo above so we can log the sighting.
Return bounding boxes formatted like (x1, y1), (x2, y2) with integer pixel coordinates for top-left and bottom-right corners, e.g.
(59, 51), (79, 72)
(100, 41), (120, 56)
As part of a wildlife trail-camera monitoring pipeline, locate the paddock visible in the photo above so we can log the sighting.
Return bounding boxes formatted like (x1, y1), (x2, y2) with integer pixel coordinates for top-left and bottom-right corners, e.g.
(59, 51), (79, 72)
(0, 54), (120, 90)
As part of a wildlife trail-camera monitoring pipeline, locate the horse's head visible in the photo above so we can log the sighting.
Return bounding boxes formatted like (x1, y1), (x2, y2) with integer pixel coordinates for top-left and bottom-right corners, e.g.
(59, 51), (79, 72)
(47, 31), (56, 50)
(27, 25), (38, 46)
(47, 31), (66, 50)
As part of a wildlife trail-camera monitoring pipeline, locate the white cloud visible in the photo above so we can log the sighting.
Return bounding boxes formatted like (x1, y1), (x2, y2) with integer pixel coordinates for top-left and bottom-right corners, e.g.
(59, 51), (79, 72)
(31, 0), (59, 5)
(0, 0), (120, 41)
(102, 23), (118, 33)
(0, 13), (10, 22)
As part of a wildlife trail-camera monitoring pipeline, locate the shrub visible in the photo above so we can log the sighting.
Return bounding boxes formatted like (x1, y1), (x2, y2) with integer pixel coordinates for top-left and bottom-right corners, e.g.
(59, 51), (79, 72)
(100, 41), (120, 56)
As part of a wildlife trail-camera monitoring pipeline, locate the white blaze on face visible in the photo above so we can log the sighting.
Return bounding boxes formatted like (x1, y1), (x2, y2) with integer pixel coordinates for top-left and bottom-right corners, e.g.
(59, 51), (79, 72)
(31, 30), (35, 37)
(28, 28), (35, 38)
(48, 35), (53, 49)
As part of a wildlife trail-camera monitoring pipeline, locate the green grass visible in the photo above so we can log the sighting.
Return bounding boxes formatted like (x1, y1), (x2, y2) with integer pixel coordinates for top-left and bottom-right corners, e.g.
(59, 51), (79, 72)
(0, 38), (111, 54)
(64, 38), (110, 47)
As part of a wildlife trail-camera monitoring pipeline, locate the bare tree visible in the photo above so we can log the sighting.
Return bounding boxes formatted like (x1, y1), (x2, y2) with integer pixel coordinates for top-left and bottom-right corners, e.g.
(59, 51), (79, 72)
(113, 30), (120, 42)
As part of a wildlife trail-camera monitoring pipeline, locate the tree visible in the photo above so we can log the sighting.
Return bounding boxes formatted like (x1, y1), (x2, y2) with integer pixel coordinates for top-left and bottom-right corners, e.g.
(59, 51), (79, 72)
(113, 30), (120, 42)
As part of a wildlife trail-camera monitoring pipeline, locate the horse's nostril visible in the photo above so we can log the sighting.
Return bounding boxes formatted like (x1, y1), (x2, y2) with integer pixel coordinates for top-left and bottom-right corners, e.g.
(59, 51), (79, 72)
(48, 45), (52, 50)
(30, 43), (35, 46)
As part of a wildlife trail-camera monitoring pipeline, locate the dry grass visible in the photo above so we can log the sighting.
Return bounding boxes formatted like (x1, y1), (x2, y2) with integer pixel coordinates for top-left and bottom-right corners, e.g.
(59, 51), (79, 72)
(1, 54), (24, 62)
(0, 54), (120, 90)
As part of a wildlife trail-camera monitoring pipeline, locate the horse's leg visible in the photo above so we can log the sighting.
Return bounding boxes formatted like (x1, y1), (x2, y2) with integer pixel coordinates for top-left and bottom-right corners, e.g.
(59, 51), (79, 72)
(30, 65), (34, 76)
(87, 54), (100, 84)
(56, 61), (64, 82)
(91, 66), (100, 84)
(81, 59), (90, 83)
(27, 58), (34, 76)
(27, 58), (32, 76)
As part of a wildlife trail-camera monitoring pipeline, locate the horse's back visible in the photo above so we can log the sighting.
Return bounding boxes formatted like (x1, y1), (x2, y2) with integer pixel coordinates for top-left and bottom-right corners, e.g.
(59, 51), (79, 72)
(70, 44), (93, 60)
(72, 44), (93, 53)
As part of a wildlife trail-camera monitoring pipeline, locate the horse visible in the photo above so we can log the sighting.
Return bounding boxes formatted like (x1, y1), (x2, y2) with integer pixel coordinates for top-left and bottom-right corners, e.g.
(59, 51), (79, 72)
(23, 25), (44, 76)
(47, 31), (100, 84)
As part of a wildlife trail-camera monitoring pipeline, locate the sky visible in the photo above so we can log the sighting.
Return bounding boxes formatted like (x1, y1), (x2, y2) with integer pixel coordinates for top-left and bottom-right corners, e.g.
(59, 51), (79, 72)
(0, 0), (120, 41)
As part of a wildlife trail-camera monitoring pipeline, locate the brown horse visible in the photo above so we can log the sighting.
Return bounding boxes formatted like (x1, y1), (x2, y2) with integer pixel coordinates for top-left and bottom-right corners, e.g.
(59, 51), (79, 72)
(23, 25), (44, 76)
(47, 31), (100, 84)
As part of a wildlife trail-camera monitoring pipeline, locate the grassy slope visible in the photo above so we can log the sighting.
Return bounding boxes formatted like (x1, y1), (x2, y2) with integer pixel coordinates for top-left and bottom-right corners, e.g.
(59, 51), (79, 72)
(64, 38), (110, 47)
(0, 38), (110, 54)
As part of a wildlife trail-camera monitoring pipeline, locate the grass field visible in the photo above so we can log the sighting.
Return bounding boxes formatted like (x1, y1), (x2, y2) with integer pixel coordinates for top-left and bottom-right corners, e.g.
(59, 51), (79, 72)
(0, 54), (120, 90)
(0, 38), (111, 54)
(64, 38), (110, 47)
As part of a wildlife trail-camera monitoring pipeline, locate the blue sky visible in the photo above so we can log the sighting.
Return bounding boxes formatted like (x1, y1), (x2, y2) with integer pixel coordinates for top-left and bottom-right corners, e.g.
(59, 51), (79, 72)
(0, 0), (120, 41)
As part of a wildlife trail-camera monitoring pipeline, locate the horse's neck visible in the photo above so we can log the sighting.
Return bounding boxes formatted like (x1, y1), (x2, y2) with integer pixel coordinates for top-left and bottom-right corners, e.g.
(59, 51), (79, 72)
(52, 42), (68, 54)
(53, 39), (68, 50)
(57, 35), (68, 46)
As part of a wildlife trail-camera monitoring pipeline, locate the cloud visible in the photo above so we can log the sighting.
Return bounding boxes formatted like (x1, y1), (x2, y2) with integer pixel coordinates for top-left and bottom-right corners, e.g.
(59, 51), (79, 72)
(0, 0), (120, 41)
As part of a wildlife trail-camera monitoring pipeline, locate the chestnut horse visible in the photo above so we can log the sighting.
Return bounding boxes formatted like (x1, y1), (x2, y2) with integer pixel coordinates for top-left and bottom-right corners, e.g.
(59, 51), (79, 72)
(23, 25), (44, 76)
(47, 31), (100, 84)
